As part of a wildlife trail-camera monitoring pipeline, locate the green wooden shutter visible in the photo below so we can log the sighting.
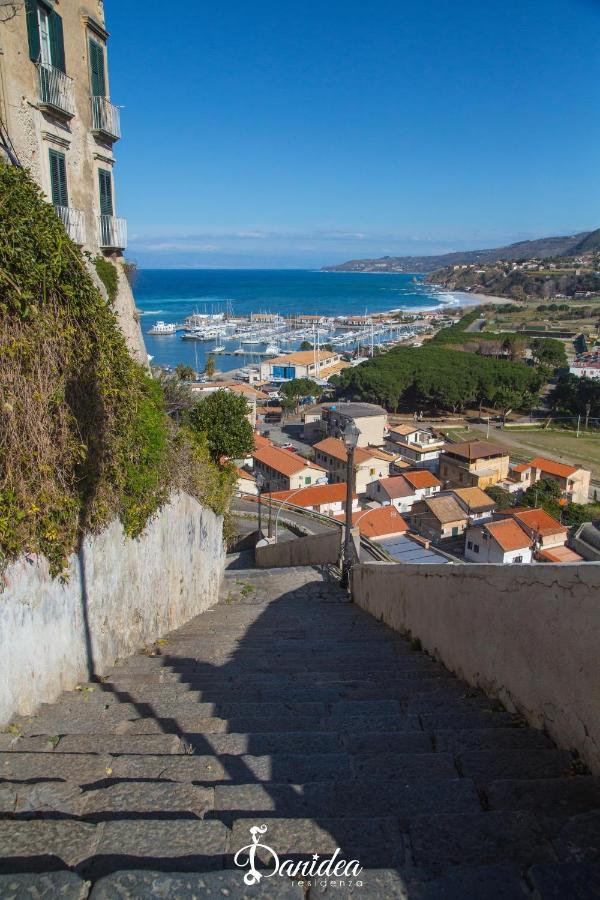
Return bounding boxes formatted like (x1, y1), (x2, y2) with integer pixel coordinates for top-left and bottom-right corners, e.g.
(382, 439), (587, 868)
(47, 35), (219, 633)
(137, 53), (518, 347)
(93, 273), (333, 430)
(89, 38), (106, 97)
(49, 149), (68, 207)
(98, 169), (113, 216)
(25, 0), (41, 61)
(48, 10), (66, 72)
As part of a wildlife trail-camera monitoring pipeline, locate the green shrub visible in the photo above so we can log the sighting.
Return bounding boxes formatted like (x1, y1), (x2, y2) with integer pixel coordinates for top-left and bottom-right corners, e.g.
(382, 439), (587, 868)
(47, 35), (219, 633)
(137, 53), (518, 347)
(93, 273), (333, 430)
(94, 254), (119, 303)
(0, 163), (235, 574)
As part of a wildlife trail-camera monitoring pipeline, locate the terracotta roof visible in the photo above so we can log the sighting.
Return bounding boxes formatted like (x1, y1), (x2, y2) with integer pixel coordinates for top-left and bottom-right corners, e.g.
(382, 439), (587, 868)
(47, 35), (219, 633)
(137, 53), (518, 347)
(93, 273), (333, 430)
(420, 495), (467, 525)
(266, 350), (338, 367)
(530, 456), (579, 478)
(452, 487), (496, 511)
(403, 470), (442, 490)
(317, 360), (351, 379)
(313, 437), (385, 465)
(484, 519), (531, 552)
(512, 463), (532, 474)
(253, 445), (325, 477)
(218, 382), (269, 401)
(538, 546), (584, 563)
(442, 440), (508, 461)
(390, 424), (418, 437)
(236, 468), (256, 482)
(367, 447), (396, 462)
(375, 476), (415, 500)
(270, 483), (353, 507)
(253, 433), (272, 451)
(334, 506), (408, 538)
(509, 507), (566, 536)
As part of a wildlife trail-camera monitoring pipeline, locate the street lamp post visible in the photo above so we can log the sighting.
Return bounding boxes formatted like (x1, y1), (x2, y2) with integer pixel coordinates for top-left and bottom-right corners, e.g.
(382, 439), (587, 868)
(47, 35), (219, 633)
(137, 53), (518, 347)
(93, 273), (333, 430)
(340, 420), (361, 588)
(256, 473), (264, 535)
(267, 480), (273, 538)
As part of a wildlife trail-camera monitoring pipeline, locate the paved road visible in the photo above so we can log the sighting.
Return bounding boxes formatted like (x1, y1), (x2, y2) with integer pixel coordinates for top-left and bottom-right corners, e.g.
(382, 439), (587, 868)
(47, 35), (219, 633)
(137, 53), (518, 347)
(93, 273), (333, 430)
(1, 557), (598, 895)
(232, 496), (341, 539)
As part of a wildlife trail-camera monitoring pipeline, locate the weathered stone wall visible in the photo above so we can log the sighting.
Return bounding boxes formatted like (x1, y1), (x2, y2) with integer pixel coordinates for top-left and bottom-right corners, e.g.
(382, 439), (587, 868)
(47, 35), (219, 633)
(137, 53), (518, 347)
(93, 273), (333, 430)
(352, 561), (600, 774)
(255, 531), (342, 568)
(0, 493), (224, 725)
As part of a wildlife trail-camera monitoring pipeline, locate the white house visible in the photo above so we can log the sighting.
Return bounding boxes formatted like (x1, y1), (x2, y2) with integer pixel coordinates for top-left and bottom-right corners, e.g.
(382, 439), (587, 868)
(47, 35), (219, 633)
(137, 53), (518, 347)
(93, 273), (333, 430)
(401, 470), (443, 500)
(385, 425), (444, 471)
(451, 487), (496, 524)
(269, 483), (359, 517)
(366, 476), (418, 513)
(465, 519), (532, 564)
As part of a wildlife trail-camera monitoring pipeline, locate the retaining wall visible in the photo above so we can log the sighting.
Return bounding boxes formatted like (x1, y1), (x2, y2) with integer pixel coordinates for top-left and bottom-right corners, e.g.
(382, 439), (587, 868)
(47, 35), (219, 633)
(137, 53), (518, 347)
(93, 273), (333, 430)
(255, 531), (342, 569)
(352, 561), (600, 773)
(0, 492), (224, 724)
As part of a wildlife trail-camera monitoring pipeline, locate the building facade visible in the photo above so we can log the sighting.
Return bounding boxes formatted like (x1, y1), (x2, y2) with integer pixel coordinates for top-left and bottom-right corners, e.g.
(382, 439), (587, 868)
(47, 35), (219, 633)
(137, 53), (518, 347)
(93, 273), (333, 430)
(304, 402), (388, 448)
(0, 0), (146, 363)
(439, 441), (510, 489)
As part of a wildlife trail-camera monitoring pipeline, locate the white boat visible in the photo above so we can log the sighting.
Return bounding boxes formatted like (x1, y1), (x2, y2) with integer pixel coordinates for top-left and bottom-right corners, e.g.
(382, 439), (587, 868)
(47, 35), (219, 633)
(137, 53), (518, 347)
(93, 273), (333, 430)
(213, 345), (226, 353)
(233, 347), (245, 355)
(148, 321), (177, 335)
(264, 344), (281, 355)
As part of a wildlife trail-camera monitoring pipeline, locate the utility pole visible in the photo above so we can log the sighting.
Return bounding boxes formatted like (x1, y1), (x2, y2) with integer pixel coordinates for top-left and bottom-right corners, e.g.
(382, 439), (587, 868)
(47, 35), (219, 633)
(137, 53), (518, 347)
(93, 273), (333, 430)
(340, 422), (360, 588)
(267, 481), (273, 539)
(577, 414), (581, 438)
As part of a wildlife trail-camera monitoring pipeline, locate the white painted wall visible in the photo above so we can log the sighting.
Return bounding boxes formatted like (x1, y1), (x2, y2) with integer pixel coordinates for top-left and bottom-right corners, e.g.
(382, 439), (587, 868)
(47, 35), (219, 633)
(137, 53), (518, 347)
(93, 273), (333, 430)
(0, 493), (224, 725)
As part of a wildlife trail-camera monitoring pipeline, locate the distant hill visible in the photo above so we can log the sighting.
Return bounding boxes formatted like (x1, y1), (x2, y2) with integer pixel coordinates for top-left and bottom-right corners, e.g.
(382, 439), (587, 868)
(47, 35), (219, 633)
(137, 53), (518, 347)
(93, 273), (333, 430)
(322, 229), (600, 273)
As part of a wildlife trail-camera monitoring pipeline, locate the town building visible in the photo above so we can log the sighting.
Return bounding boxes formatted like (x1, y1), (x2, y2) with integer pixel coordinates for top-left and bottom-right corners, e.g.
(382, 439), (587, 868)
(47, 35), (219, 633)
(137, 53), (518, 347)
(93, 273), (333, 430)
(402, 469), (443, 499)
(0, 0), (146, 363)
(571, 522), (600, 562)
(451, 487), (496, 524)
(439, 440), (510, 489)
(269, 483), (359, 517)
(528, 457), (591, 505)
(333, 506), (409, 540)
(259, 350), (345, 383)
(464, 519), (532, 564)
(498, 508), (569, 555)
(385, 425), (444, 471)
(365, 475), (417, 513)
(313, 438), (393, 495)
(252, 445), (326, 492)
(304, 402), (387, 447)
(408, 495), (469, 543)
(569, 357), (600, 380)
(236, 468), (258, 496)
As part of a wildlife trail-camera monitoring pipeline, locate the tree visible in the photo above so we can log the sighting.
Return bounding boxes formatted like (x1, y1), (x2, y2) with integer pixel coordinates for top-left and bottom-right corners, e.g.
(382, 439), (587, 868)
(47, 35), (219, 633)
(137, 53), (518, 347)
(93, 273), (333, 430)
(156, 371), (195, 420)
(521, 478), (563, 518)
(280, 378), (323, 413)
(494, 387), (522, 421)
(280, 397), (297, 418)
(175, 363), (196, 381)
(204, 354), (217, 378)
(485, 486), (514, 509)
(187, 390), (254, 462)
(299, 340), (313, 350)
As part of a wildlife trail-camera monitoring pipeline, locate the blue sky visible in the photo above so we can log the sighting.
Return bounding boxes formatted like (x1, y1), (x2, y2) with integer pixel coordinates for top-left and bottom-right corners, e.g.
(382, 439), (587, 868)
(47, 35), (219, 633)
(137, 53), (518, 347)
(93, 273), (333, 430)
(107, 0), (600, 268)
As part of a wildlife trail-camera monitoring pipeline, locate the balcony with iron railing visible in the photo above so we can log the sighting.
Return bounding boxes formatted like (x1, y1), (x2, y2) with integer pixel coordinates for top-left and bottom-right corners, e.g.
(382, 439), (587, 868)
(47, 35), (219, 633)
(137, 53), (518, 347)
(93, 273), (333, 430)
(37, 62), (75, 117)
(98, 215), (127, 250)
(55, 205), (86, 245)
(91, 96), (121, 141)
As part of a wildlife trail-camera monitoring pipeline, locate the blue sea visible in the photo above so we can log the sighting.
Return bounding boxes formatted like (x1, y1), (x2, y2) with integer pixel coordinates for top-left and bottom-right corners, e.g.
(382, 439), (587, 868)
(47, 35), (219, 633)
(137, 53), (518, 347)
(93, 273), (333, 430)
(135, 269), (467, 372)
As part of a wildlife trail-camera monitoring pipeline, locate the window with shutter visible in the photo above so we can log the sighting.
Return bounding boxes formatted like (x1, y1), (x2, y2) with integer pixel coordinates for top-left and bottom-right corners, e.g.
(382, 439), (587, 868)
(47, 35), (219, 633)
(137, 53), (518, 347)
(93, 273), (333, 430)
(98, 169), (114, 216)
(48, 149), (68, 207)
(89, 38), (106, 97)
(25, 0), (41, 61)
(48, 10), (66, 73)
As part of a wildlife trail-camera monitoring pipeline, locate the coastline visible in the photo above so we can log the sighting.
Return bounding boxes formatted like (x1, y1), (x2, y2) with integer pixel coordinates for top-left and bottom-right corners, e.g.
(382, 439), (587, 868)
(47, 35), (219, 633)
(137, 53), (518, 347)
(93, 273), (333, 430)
(387, 289), (513, 315)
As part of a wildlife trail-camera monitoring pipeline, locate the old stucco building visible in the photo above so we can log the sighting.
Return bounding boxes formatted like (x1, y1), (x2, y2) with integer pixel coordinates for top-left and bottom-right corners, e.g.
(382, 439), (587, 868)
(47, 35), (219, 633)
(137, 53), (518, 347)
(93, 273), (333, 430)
(0, 0), (146, 363)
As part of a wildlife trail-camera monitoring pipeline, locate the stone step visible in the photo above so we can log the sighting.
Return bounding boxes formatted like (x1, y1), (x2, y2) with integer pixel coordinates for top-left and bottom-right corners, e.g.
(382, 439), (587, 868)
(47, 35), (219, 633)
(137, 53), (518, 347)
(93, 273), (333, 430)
(487, 777), (600, 818)
(457, 749), (573, 783)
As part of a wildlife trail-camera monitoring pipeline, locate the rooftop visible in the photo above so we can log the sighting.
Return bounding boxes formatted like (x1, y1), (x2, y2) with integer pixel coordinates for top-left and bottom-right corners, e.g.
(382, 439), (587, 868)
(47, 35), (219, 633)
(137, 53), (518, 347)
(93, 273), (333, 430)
(403, 470), (442, 490)
(507, 507), (566, 536)
(530, 456), (579, 478)
(452, 487), (497, 511)
(253, 432), (272, 451)
(323, 401), (387, 418)
(483, 519), (531, 552)
(538, 546), (584, 563)
(253, 445), (325, 477)
(267, 350), (338, 367)
(377, 533), (451, 564)
(390, 424), (420, 437)
(417, 495), (467, 524)
(442, 440), (508, 461)
(334, 506), (409, 538)
(269, 483), (354, 507)
(376, 476), (415, 499)
(313, 437), (388, 465)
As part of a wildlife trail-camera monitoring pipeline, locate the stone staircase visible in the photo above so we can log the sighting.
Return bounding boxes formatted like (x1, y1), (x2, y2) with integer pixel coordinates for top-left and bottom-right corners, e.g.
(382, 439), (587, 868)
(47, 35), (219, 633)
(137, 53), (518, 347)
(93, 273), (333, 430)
(0, 553), (599, 898)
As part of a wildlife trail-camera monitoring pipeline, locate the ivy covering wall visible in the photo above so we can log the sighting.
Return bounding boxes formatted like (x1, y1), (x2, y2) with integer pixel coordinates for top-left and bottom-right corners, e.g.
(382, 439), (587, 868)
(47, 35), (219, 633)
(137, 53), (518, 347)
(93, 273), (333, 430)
(0, 164), (234, 574)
